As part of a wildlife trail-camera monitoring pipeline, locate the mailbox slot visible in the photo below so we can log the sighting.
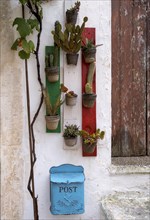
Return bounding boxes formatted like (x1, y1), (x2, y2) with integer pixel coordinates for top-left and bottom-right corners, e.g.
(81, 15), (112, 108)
(50, 164), (85, 215)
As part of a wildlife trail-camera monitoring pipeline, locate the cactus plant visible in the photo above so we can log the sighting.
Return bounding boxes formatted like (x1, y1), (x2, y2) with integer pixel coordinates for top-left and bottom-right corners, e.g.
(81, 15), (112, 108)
(45, 45), (59, 82)
(45, 21), (60, 82)
(51, 17), (88, 65)
(83, 62), (97, 108)
(85, 62), (96, 94)
(45, 46), (59, 68)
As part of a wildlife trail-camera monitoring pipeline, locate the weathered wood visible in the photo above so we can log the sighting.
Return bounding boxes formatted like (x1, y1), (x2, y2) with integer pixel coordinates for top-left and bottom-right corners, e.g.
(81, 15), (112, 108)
(112, 0), (121, 156)
(132, 2), (147, 155)
(147, 0), (150, 155)
(112, 0), (149, 156)
(120, 0), (133, 156)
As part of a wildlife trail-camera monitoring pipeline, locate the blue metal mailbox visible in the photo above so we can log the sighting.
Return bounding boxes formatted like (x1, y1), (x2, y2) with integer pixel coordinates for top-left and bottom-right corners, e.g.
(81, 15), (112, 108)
(49, 164), (85, 215)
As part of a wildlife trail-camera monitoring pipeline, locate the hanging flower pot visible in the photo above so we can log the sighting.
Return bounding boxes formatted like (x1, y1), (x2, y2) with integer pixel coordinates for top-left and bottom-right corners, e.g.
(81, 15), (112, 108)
(83, 141), (96, 153)
(45, 115), (60, 130)
(82, 93), (97, 108)
(66, 95), (77, 106)
(45, 46), (59, 82)
(66, 11), (78, 25)
(79, 129), (105, 153)
(65, 92), (78, 106)
(45, 66), (59, 82)
(82, 38), (103, 63)
(64, 137), (77, 146)
(66, 53), (79, 65)
(82, 47), (96, 63)
(66, 1), (80, 25)
(63, 124), (79, 147)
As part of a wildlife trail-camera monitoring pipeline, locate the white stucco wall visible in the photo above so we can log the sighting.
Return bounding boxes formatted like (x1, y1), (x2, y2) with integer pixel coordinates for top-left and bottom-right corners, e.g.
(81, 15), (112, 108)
(1, 1), (149, 220)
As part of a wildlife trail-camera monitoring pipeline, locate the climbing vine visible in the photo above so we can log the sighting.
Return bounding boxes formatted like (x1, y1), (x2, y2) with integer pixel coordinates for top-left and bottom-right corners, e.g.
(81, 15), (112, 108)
(11, 0), (48, 219)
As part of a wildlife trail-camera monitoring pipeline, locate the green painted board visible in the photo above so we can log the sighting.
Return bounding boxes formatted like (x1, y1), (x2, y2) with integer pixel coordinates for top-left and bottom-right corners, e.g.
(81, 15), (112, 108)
(45, 46), (61, 133)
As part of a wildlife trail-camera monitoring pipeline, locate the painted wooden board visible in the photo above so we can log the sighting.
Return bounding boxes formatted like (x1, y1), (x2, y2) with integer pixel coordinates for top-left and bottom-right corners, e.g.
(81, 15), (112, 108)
(45, 46), (61, 133)
(112, 1), (148, 156)
(147, 1), (150, 155)
(82, 28), (97, 157)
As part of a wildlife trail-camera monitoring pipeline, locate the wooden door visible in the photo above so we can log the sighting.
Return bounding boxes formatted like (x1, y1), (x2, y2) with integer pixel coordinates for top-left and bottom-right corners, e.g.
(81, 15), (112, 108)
(112, 0), (150, 156)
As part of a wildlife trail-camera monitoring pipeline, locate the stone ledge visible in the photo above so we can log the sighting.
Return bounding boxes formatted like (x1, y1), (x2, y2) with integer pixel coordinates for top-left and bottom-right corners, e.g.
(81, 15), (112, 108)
(108, 165), (150, 175)
(112, 156), (150, 166)
(101, 191), (150, 220)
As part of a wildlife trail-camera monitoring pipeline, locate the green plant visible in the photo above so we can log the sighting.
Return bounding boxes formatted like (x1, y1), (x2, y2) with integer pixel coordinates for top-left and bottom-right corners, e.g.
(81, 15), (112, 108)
(82, 38), (102, 52)
(45, 46), (59, 68)
(51, 17), (88, 54)
(66, 1), (80, 14)
(79, 128), (105, 145)
(85, 62), (96, 94)
(11, 0), (44, 59)
(11, 0), (47, 218)
(43, 84), (68, 116)
(63, 124), (79, 138)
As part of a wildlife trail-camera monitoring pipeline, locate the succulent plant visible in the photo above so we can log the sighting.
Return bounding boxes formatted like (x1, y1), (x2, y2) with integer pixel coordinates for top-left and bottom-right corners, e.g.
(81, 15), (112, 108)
(79, 129), (105, 145)
(63, 124), (79, 138)
(51, 17), (88, 54)
(82, 38), (102, 52)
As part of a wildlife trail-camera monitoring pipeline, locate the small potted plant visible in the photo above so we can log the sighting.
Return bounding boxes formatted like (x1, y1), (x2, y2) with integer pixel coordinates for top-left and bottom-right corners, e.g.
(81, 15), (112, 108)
(51, 17), (88, 65)
(79, 128), (105, 153)
(43, 84), (67, 130)
(65, 90), (78, 106)
(82, 38), (103, 63)
(82, 62), (97, 108)
(66, 1), (81, 25)
(45, 46), (59, 82)
(63, 124), (79, 146)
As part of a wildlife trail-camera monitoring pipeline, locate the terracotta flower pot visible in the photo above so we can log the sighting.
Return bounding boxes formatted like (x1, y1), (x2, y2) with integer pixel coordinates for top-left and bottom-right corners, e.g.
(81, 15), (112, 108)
(82, 93), (97, 108)
(83, 141), (96, 153)
(64, 137), (77, 146)
(66, 53), (79, 65)
(45, 115), (60, 130)
(45, 66), (59, 82)
(65, 94), (78, 106)
(82, 47), (96, 63)
(66, 11), (78, 25)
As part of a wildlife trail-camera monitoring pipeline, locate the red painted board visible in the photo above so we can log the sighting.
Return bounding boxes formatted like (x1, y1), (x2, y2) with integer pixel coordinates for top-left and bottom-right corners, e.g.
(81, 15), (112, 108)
(82, 28), (97, 156)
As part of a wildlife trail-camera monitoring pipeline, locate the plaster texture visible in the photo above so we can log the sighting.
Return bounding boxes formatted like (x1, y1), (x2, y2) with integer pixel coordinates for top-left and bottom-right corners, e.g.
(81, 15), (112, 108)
(101, 188), (150, 220)
(1, 1), (24, 219)
(1, 1), (150, 220)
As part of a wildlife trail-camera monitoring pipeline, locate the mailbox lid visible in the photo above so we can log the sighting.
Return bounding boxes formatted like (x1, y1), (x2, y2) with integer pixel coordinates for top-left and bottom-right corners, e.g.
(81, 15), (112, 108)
(51, 172), (84, 183)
